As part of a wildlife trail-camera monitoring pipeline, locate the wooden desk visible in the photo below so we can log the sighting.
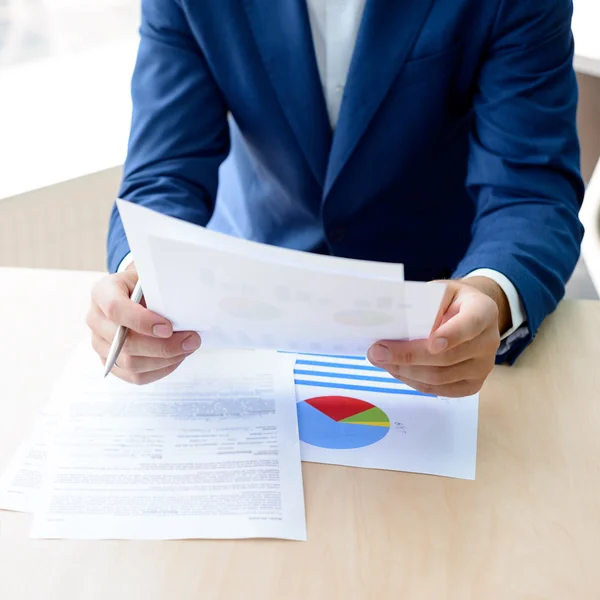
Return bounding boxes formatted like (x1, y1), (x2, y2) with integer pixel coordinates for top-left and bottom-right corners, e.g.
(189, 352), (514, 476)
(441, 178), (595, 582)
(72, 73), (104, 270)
(1, 267), (600, 600)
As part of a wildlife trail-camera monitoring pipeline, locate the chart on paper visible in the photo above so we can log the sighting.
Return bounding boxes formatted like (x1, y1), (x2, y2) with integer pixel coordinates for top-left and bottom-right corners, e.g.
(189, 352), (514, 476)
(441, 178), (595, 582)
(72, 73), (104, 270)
(297, 396), (391, 449)
(292, 353), (479, 480)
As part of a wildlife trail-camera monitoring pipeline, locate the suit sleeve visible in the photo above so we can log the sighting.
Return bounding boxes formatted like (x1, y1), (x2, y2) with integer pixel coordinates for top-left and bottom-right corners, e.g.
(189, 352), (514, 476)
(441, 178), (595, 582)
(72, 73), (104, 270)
(453, 0), (585, 364)
(107, 0), (230, 273)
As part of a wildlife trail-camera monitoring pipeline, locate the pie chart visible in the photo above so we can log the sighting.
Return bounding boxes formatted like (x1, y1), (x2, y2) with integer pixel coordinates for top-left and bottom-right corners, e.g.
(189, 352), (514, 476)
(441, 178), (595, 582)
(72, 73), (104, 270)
(297, 396), (390, 450)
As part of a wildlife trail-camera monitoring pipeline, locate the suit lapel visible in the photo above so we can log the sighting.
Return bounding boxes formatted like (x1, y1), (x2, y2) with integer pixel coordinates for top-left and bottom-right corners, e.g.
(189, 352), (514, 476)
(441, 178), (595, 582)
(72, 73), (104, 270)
(324, 0), (436, 196)
(242, 0), (331, 188)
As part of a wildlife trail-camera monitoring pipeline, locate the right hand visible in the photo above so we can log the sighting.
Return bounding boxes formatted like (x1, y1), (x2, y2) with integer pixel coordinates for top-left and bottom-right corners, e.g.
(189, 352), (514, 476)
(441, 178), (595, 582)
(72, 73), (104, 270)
(87, 265), (201, 384)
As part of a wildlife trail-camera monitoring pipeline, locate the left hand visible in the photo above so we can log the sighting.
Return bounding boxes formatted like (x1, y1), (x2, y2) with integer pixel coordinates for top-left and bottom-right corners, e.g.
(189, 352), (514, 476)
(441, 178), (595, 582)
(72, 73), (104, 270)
(367, 277), (512, 397)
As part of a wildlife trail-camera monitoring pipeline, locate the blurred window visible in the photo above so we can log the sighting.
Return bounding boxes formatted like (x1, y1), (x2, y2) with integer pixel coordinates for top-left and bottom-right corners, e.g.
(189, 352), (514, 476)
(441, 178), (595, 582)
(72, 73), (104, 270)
(0, 0), (140, 199)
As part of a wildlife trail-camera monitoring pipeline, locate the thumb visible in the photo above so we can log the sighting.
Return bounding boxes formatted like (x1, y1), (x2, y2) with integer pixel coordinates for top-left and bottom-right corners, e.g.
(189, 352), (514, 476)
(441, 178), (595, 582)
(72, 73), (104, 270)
(429, 291), (490, 353)
(429, 281), (459, 336)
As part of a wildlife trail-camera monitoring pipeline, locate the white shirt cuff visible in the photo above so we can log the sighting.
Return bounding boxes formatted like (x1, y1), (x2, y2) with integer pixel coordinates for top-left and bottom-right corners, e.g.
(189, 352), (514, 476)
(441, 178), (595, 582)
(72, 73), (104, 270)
(117, 252), (134, 273)
(463, 268), (526, 340)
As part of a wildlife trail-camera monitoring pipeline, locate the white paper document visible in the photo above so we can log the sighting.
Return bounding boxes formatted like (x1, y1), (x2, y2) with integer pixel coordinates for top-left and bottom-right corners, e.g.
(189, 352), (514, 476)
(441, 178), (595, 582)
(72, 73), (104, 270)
(117, 200), (445, 356)
(1, 346), (478, 533)
(29, 347), (306, 540)
(292, 353), (479, 480)
(0, 416), (57, 513)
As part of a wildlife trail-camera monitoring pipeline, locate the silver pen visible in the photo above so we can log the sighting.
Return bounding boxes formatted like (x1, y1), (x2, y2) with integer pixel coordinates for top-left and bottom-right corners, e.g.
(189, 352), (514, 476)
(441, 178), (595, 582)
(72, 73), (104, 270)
(103, 279), (144, 378)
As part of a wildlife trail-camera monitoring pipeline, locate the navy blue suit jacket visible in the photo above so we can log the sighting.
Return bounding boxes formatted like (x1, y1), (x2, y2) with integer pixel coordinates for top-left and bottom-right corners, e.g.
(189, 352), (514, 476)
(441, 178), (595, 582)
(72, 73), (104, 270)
(109, 0), (585, 363)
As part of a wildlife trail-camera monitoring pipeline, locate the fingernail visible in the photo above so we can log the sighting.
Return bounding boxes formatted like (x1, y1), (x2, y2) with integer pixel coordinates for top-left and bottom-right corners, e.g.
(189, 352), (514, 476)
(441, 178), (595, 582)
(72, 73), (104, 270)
(182, 335), (201, 352)
(431, 337), (448, 353)
(153, 324), (172, 338)
(369, 344), (390, 363)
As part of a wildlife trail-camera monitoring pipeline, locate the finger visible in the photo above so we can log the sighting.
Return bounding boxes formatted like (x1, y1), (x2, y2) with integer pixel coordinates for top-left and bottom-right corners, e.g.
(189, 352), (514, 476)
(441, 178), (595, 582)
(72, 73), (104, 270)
(370, 332), (497, 368)
(107, 361), (184, 385)
(396, 375), (485, 398)
(428, 281), (459, 334)
(369, 336), (466, 368)
(123, 361), (184, 385)
(89, 306), (201, 358)
(92, 274), (172, 338)
(368, 338), (431, 367)
(428, 294), (497, 354)
(122, 331), (202, 358)
(391, 358), (482, 387)
(93, 335), (191, 374)
(87, 304), (118, 340)
(105, 360), (185, 385)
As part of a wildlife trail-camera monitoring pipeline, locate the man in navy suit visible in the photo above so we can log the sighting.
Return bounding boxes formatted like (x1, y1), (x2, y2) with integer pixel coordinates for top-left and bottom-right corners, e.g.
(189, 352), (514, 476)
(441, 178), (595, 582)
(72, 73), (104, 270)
(88, 0), (584, 396)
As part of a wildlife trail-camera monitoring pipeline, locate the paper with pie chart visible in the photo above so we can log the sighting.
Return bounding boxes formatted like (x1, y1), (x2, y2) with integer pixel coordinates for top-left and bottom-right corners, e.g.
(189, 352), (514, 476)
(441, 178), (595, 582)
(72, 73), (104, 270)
(297, 396), (391, 449)
(117, 200), (446, 356)
(293, 353), (479, 480)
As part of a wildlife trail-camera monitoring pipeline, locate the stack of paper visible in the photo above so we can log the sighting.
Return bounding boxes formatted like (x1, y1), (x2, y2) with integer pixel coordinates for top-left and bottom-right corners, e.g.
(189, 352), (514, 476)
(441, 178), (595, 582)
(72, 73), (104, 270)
(0, 346), (478, 541)
(1, 347), (307, 541)
(0, 204), (480, 540)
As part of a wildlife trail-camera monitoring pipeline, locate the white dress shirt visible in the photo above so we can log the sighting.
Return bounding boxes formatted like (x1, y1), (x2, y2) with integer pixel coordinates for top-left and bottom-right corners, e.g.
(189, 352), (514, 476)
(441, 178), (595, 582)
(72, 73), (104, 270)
(120, 0), (527, 340)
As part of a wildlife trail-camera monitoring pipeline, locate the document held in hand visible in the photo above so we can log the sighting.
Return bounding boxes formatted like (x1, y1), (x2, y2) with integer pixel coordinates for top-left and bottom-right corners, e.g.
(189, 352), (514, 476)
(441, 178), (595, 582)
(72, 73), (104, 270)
(117, 200), (446, 356)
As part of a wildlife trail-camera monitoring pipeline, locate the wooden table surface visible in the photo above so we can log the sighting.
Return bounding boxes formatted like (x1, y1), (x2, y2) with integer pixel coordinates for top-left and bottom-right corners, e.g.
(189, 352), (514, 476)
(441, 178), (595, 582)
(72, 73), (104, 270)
(1, 267), (600, 600)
